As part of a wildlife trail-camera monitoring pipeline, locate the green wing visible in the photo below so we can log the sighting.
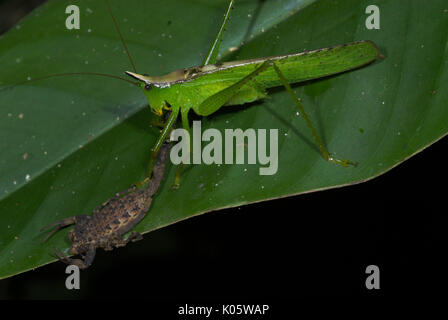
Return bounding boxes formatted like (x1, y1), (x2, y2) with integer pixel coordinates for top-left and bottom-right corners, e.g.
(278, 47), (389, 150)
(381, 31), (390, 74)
(156, 40), (381, 115)
(191, 40), (381, 116)
(191, 40), (381, 90)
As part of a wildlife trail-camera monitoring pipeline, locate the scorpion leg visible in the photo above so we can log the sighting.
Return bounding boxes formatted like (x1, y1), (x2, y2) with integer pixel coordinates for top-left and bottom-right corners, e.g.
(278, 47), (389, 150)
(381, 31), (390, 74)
(114, 231), (143, 248)
(41, 216), (77, 243)
(127, 231), (143, 242)
(53, 246), (96, 269)
(41, 215), (91, 243)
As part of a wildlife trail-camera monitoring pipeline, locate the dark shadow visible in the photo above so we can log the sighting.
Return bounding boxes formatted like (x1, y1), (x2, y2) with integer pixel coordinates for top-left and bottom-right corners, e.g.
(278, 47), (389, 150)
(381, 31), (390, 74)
(0, 0), (47, 35)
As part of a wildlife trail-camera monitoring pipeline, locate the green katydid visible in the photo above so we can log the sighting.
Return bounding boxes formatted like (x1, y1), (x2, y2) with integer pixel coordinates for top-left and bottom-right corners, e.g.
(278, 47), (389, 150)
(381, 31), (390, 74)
(5, 0), (383, 190)
(118, 0), (382, 188)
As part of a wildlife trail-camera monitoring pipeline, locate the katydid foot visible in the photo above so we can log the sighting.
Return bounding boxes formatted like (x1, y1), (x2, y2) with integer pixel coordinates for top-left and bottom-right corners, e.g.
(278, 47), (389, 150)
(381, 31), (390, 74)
(327, 156), (357, 167)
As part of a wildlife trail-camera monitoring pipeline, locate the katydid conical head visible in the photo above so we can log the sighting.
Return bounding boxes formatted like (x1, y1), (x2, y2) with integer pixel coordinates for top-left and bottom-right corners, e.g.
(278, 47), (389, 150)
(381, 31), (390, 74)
(125, 71), (165, 116)
(125, 71), (152, 86)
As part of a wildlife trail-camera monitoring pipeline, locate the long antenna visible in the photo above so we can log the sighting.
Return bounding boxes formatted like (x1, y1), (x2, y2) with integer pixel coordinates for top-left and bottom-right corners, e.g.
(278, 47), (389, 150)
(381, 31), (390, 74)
(0, 72), (137, 92)
(202, 0), (236, 66)
(105, 0), (137, 73)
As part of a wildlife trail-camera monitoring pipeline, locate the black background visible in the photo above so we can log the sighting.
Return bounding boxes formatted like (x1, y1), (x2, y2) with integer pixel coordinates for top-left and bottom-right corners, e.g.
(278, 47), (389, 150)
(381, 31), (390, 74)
(1, 132), (445, 300)
(0, 0), (445, 301)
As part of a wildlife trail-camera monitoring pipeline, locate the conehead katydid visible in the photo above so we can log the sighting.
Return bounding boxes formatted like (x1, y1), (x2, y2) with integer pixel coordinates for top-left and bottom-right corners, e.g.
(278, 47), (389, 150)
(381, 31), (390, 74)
(4, 0), (383, 191)
(120, 0), (382, 188)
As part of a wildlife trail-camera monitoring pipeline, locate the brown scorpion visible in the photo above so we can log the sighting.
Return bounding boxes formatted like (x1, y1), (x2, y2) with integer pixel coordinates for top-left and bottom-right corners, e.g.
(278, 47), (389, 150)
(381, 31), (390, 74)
(41, 142), (171, 269)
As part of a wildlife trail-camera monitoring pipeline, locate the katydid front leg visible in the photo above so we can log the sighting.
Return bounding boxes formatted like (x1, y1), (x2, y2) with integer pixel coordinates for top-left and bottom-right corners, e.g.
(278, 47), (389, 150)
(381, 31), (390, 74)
(171, 107), (192, 189)
(136, 108), (179, 188)
(170, 0), (236, 189)
(171, 0), (235, 189)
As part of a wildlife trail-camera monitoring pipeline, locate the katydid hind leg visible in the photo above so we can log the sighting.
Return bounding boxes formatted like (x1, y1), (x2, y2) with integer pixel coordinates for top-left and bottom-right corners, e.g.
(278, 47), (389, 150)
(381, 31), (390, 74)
(197, 60), (272, 116)
(197, 59), (356, 167)
(270, 62), (356, 167)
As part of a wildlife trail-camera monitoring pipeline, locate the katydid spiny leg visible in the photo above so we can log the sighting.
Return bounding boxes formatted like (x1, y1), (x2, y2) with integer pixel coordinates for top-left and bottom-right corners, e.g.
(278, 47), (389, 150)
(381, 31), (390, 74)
(171, 107), (193, 189)
(197, 60), (356, 167)
(136, 108), (178, 188)
(171, 0), (236, 189)
(270, 61), (356, 167)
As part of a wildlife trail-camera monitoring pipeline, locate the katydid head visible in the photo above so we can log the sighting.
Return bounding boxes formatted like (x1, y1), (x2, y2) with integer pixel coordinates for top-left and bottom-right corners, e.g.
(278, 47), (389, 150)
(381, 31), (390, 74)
(125, 71), (165, 116)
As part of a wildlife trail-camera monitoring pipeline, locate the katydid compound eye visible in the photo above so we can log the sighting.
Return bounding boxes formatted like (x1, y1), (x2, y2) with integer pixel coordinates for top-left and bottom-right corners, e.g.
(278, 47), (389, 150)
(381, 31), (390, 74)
(144, 84), (152, 91)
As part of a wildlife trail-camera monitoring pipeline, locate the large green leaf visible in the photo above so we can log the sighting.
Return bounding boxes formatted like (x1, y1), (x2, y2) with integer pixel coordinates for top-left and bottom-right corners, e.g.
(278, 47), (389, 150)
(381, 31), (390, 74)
(0, 0), (447, 280)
